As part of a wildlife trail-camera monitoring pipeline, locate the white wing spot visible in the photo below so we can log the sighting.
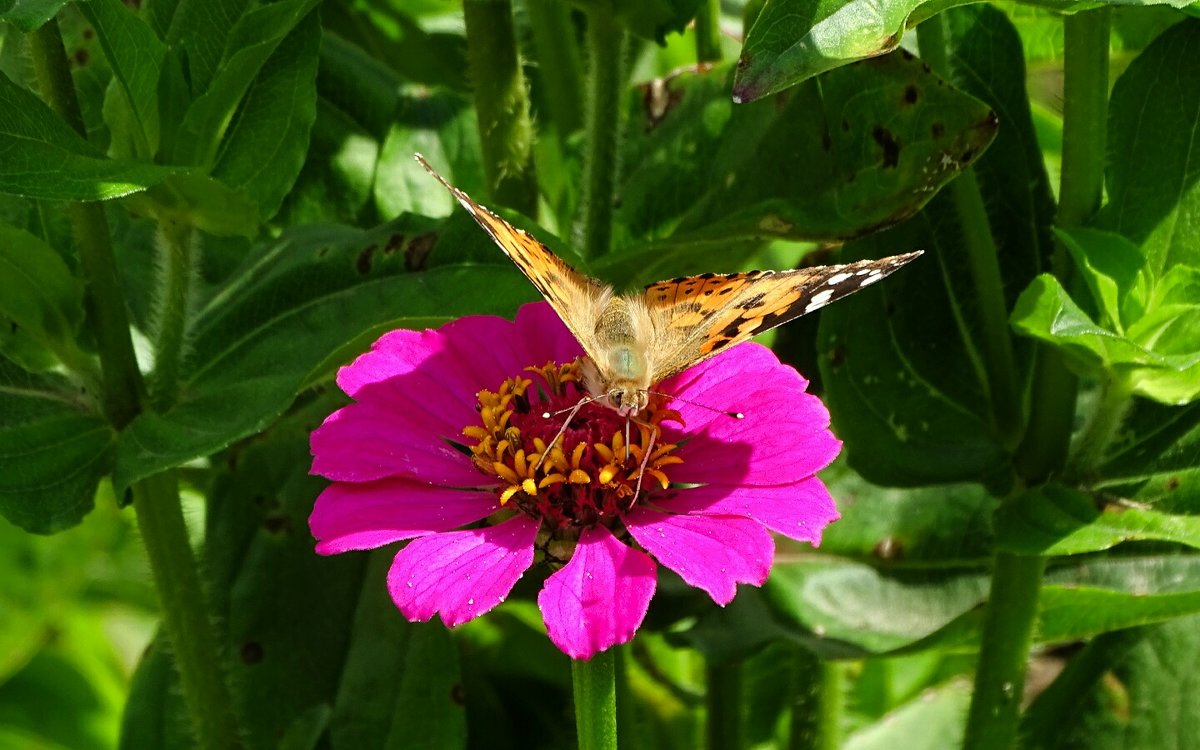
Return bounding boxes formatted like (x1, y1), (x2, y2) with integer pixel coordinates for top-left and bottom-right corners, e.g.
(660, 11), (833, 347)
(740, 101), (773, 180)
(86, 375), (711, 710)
(858, 270), (885, 286)
(804, 288), (836, 314)
(855, 268), (872, 276)
(826, 272), (853, 285)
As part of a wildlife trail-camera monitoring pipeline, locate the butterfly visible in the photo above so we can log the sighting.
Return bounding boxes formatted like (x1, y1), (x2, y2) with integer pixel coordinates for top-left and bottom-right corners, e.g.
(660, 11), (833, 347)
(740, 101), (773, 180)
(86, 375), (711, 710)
(415, 154), (921, 416)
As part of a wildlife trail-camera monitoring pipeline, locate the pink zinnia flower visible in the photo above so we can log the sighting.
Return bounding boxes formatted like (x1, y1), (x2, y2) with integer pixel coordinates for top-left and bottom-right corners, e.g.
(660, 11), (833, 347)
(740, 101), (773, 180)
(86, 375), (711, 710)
(309, 303), (841, 659)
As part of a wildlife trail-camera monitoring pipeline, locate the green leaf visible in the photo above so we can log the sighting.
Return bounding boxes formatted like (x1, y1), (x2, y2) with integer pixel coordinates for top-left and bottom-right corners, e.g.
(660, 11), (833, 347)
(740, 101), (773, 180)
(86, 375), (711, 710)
(1055, 226), (1148, 332)
(0, 71), (180, 200)
(332, 556), (467, 749)
(1024, 617), (1200, 750)
(210, 9), (319, 221)
(611, 0), (703, 42)
(995, 484), (1200, 555)
(733, 0), (1195, 102)
(818, 5), (1052, 487)
(112, 218), (535, 496)
(120, 173), (260, 236)
(163, 0), (253, 94)
(118, 633), (193, 750)
(203, 403), (368, 749)
(0, 0), (70, 32)
(1098, 18), (1200, 275)
(845, 678), (970, 750)
(0, 362), (113, 533)
(174, 0), (321, 168)
(1011, 274), (1200, 404)
(0, 226), (84, 368)
(79, 0), (165, 160)
(321, 4), (469, 93)
(1012, 274), (1160, 371)
(1099, 398), (1200, 511)
(608, 54), (996, 286)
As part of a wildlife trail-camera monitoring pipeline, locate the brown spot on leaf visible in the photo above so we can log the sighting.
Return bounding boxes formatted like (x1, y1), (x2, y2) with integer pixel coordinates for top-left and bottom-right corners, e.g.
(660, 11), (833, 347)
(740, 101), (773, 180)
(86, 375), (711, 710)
(72, 49), (89, 66)
(406, 232), (437, 271)
(241, 642), (264, 665)
(385, 233), (405, 253)
(872, 126), (901, 168)
(900, 49), (914, 61)
(873, 537), (903, 560)
(828, 345), (846, 368)
(1167, 476), (1180, 491)
(451, 684), (467, 705)
(931, 122), (945, 139)
(903, 85), (919, 105)
(356, 244), (376, 274)
(264, 514), (291, 534)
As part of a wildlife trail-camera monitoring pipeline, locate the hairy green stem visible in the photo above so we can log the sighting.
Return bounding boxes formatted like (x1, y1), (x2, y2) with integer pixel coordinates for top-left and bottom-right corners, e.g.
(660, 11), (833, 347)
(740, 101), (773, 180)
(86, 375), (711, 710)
(578, 4), (625, 258)
(788, 651), (843, 750)
(30, 19), (237, 747)
(134, 472), (239, 749)
(1067, 373), (1132, 481)
(694, 0), (723, 63)
(706, 659), (744, 750)
(573, 650), (618, 750)
(962, 552), (1047, 750)
(463, 0), (538, 215)
(28, 20), (143, 428)
(917, 16), (1022, 450)
(1015, 10), (1109, 483)
(150, 221), (194, 411)
(527, 0), (585, 136)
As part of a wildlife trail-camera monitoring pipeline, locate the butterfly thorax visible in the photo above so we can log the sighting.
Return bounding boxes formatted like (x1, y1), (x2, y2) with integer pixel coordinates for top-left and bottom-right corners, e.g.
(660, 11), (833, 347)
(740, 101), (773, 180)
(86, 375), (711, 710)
(582, 296), (655, 416)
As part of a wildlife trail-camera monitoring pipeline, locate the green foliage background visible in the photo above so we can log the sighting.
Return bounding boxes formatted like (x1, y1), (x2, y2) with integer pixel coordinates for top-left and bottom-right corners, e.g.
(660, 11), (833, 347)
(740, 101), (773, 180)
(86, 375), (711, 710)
(1, 0), (1199, 748)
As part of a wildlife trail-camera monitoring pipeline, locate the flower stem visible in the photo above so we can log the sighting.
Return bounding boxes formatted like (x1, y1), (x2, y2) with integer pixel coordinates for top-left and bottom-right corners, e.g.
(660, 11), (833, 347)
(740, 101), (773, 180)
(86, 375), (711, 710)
(706, 659), (744, 750)
(694, 0), (723, 63)
(149, 221), (194, 411)
(526, 0), (585, 137)
(1067, 372), (1132, 481)
(578, 3), (626, 258)
(463, 0), (539, 215)
(916, 15), (1022, 450)
(28, 19), (143, 428)
(573, 650), (618, 750)
(1014, 10), (1108, 483)
(29, 19), (236, 747)
(788, 650), (843, 750)
(134, 471), (240, 749)
(962, 551), (1046, 750)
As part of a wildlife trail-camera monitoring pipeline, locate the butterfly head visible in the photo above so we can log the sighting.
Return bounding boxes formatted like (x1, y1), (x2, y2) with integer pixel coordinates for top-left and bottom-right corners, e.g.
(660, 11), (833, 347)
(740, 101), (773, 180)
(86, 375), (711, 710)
(606, 385), (649, 416)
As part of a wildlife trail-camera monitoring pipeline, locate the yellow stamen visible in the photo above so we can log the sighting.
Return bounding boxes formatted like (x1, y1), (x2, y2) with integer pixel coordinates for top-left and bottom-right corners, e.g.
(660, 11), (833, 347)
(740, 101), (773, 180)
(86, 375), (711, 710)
(569, 469), (591, 484)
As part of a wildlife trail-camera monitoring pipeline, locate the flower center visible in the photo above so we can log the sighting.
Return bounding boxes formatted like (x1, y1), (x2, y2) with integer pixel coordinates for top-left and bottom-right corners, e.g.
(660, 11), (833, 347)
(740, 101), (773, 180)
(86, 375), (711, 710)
(463, 359), (684, 534)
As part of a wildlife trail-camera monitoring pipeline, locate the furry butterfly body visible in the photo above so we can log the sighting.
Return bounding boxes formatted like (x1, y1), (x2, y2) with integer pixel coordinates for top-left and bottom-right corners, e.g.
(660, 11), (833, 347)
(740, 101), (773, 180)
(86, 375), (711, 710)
(415, 154), (921, 415)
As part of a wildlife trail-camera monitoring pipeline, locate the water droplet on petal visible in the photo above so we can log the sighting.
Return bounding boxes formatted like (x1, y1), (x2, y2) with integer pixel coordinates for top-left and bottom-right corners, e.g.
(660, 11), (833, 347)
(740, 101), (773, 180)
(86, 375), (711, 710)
(468, 598), (474, 605)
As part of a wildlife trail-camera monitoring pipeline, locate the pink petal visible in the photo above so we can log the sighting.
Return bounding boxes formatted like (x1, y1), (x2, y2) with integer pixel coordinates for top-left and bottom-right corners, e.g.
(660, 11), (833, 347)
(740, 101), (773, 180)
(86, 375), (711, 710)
(653, 476), (840, 545)
(537, 526), (657, 660)
(310, 401), (483, 484)
(670, 386), (841, 486)
(657, 343), (806, 431)
(624, 509), (774, 605)
(387, 516), (539, 627)
(514, 302), (586, 365)
(310, 479), (499, 554)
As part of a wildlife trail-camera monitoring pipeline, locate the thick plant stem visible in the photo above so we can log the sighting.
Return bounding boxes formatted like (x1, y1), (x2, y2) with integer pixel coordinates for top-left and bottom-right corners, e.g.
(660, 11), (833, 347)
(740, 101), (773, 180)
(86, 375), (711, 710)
(28, 20), (143, 428)
(134, 473), (239, 749)
(1067, 373), (1132, 481)
(578, 4), (625, 258)
(789, 650), (843, 750)
(573, 651), (618, 750)
(150, 221), (195, 411)
(962, 552), (1046, 750)
(463, 0), (538, 215)
(30, 19), (236, 748)
(694, 0), (723, 63)
(706, 659), (744, 750)
(917, 17), (1022, 450)
(527, 0), (585, 136)
(1015, 9), (1109, 483)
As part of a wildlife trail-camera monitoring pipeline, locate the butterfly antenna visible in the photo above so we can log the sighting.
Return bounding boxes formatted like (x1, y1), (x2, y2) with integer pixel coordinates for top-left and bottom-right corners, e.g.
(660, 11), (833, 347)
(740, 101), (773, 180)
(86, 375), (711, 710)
(540, 393), (604, 420)
(643, 390), (744, 419)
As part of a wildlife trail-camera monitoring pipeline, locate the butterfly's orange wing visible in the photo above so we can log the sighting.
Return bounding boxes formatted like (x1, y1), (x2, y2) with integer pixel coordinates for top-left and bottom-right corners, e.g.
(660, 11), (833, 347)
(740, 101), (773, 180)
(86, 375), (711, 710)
(642, 252), (922, 382)
(415, 155), (607, 353)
